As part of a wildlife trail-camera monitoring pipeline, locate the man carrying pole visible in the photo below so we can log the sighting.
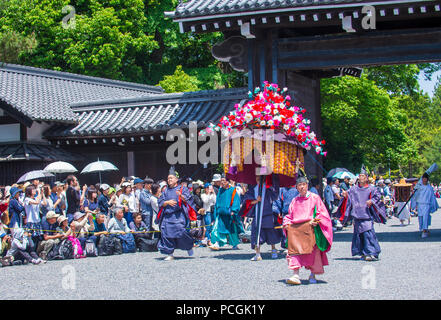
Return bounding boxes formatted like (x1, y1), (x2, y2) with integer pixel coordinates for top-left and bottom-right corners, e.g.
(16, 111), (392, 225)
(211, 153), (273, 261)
(415, 172), (439, 238)
(395, 163), (439, 238)
(242, 175), (281, 261)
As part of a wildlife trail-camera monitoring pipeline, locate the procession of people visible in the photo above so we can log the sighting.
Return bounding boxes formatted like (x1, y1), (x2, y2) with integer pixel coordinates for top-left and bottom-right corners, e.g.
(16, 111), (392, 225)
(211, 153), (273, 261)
(1, 160), (438, 286)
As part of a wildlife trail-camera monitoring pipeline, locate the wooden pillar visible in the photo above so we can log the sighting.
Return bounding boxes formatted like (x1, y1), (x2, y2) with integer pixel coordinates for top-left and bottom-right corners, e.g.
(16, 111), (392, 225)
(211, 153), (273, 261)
(127, 151), (135, 177)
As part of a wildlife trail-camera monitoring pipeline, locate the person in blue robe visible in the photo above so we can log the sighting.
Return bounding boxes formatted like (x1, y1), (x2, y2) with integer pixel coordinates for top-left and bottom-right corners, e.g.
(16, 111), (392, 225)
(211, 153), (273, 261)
(155, 167), (197, 261)
(339, 165), (386, 261)
(414, 172), (439, 238)
(208, 176), (241, 250)
(242, 175), (282, 261)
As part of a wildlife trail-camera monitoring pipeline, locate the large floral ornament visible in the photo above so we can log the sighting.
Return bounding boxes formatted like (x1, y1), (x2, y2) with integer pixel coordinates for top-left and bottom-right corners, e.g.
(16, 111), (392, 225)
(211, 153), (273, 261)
(199, 82), (326, 155)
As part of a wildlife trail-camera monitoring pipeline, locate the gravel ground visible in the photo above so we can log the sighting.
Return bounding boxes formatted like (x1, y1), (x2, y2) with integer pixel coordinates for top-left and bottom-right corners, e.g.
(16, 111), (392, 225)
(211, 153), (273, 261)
(2, 210), (441, 300)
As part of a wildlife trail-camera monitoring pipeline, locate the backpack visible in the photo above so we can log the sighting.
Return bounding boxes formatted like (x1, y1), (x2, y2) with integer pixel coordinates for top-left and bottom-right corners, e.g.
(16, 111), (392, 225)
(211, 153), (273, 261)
(117, 233), (136, 253)
(68, 236), (84, 258)
(97, 234), (122, 256)
(137, 236), (158, 252)
(84, 239), (98, 257)
(48, 239), (74, 260)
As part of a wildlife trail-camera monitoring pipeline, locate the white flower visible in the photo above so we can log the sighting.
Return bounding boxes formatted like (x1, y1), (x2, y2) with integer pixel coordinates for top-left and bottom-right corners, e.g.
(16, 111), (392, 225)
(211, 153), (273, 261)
(309, 132), (316, 139)
(244, 113), (253, 123)
(284, 124), (290, 131)
(260, 121), (266, 126)
(267, 120), (274, 126)
(295, 129), (301, 135)
(316, 147), (321, 153)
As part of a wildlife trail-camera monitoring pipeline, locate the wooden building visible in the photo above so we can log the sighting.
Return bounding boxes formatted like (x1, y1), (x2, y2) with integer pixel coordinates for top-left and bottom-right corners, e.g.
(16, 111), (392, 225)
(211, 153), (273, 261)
(167, 0), (441, 179)
(0, 62), (247, 185)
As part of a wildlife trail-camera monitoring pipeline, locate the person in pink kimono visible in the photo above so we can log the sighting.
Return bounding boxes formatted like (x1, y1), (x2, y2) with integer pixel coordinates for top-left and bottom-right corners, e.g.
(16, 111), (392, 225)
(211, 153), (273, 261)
(283, 173), (333, 285)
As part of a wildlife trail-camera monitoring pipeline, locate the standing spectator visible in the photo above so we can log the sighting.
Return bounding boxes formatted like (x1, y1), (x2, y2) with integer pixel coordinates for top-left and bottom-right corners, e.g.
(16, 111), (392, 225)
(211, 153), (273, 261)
(98, 184), (111, 220)
(332, 178), (342, 204)
(8, 187), (25, 229)
(139, 178), (154, 231)
(201, 183), (216, 246)
(340, 177), (350, 192)
(309, 178), (320, 196)
(50, 183), (65, 216)
(41, 185), (54, 217)
(118, 183), (137, 226)
(150, 183), (161, 231)
(24, 185), (46, 251)
(323, 178), (334, 216)
(66, 175), (83, 224)
(83, 186), (99, 219)
(212, 174), (222, 195)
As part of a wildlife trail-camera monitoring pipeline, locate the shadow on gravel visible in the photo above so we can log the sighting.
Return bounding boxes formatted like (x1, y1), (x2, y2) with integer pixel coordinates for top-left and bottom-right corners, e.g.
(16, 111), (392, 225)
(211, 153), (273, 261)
(212, 252), (285, 261)
(277, 279), (328, 286)
(333, 257), (362, 261)
(153, 256), (195, 261)
(332, 229), (441, 242)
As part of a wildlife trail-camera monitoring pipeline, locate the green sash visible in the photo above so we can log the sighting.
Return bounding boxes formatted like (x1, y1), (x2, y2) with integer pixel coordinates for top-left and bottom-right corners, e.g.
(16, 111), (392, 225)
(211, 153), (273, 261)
(313, 206), (329, 252)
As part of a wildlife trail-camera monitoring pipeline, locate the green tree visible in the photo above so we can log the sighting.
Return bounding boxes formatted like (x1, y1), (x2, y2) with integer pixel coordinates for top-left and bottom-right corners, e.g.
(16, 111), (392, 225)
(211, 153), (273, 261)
(0, 30), (37, 63)
(321, 74), (412, 173)
(158, 65), (199, 93)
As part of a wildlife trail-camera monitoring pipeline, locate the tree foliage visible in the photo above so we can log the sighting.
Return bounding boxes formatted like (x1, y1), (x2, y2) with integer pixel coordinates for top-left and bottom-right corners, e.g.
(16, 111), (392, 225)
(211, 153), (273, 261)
(158, 65), (199, 93)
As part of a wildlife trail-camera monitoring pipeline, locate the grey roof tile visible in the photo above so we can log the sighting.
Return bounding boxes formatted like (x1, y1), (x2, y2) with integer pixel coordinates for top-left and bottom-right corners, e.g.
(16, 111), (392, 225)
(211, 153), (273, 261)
(0, 142), (84, 162)
(44, 88), (248, 138)
(172, 0), (421, 19)
(0, 63), (163, 125)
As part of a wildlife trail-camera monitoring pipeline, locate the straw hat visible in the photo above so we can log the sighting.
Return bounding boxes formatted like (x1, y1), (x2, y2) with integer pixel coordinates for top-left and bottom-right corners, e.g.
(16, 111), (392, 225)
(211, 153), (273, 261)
(394, 178), (412, 187)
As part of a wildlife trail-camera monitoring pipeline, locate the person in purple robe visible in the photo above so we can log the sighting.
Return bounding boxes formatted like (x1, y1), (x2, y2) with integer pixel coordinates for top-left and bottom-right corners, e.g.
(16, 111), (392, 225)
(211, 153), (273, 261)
(155, 167), (198, 261)
(340, 165), (386, 261)
(241, 175), (282, 261)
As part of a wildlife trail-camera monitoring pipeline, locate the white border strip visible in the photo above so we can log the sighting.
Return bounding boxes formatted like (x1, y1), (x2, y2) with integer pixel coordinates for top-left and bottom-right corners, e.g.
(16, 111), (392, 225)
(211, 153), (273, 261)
(173, 0), (435, 23)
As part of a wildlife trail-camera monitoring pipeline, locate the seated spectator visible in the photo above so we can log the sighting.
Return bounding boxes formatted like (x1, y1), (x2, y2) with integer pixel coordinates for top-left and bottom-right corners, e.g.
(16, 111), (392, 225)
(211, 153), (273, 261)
(37, 211), (63, 261)
(0, 212), (12, 258)
(92, 213), (109, 246)
(107, 207), (131, 234)
(129, 212), (148, 233)
(71, 211), (95, 250)
(6, 228), (43, 265)
(56, 215), (72, 239)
